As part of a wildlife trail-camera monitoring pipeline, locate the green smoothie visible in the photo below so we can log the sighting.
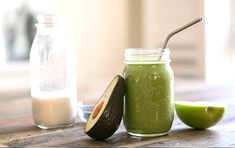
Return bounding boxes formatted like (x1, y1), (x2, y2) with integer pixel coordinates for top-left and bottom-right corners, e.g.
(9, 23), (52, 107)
(123, 49), (174, 137)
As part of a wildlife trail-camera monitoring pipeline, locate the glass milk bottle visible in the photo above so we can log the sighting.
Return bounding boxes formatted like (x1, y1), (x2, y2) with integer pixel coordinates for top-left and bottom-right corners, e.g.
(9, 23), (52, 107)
(30, 14), (77, 129)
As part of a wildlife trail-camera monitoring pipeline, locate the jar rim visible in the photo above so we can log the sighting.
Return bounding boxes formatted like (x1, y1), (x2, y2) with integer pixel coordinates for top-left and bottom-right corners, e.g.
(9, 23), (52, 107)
(124, 48), (171, 64)
(125, 48), (165, 54)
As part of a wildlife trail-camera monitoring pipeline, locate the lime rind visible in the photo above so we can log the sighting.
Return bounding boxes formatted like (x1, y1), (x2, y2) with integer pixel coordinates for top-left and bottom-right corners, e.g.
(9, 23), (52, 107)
(175, 101), (226, 129)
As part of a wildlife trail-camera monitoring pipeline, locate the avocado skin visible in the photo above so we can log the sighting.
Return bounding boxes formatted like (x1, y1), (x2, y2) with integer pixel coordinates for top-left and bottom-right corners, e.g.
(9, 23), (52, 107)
(86, 75), (125, 140)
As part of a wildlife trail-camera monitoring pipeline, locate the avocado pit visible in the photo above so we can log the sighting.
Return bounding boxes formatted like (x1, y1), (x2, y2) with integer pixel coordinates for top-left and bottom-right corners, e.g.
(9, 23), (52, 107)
(92, 101), (104, 119)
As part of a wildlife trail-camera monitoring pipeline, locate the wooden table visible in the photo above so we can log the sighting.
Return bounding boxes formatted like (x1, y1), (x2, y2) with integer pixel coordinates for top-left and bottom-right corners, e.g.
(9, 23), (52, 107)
(1, 80), (235, 147)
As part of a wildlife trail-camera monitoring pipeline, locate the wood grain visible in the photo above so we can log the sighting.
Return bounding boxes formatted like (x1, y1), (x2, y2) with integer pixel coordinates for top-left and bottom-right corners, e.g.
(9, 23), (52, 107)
(0, 81), (235, 147)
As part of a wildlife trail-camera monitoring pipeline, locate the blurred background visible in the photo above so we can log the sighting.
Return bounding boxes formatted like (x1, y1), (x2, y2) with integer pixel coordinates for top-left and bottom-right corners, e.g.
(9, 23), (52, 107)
(0, 0), (234, 102)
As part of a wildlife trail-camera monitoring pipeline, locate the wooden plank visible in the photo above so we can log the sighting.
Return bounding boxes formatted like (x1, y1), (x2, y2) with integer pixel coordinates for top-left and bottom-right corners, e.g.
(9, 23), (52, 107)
(0, 144), (8, 147)
(0, 82), (234, 147)
(1, 104), (234, 147)
(2, 123), (85, 147)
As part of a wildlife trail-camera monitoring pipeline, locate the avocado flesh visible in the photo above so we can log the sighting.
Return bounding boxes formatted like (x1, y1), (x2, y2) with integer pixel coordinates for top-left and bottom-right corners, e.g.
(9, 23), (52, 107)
(85, 75), (125, 140)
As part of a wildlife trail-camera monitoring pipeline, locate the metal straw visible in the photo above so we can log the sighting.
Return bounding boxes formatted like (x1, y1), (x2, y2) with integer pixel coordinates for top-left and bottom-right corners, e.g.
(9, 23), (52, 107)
(162, 18), (203, 49)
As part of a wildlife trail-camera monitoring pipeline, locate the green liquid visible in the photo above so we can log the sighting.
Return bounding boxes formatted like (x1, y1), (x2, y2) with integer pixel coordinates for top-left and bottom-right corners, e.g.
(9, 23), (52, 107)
(123, 63), (174, 136)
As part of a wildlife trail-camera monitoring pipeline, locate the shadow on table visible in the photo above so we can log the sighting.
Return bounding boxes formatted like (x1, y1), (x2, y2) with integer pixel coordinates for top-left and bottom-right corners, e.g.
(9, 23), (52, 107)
(83, 128), (219, 147)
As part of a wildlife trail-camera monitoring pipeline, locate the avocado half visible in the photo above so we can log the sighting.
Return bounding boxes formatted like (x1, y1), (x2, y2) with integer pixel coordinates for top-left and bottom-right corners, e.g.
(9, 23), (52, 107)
(84, 75), (125, 140)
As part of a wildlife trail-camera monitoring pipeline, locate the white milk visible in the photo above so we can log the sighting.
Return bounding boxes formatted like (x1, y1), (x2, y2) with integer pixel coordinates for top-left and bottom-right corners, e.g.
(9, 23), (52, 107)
(32, 96), (77, 128)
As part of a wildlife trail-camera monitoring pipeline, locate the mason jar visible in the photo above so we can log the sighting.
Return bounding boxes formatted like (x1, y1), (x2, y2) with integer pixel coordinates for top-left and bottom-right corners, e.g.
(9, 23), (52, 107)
(123, 48), (174, 137)
(30, 14), (77, 129)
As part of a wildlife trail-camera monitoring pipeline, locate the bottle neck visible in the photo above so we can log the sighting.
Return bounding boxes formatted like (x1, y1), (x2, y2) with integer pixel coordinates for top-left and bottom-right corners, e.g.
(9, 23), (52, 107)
(124, 48), (171, 64)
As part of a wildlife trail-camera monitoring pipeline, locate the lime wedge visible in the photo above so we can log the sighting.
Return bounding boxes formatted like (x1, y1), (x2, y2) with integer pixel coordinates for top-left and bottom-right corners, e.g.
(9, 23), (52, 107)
(175, 101), (226, 129)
